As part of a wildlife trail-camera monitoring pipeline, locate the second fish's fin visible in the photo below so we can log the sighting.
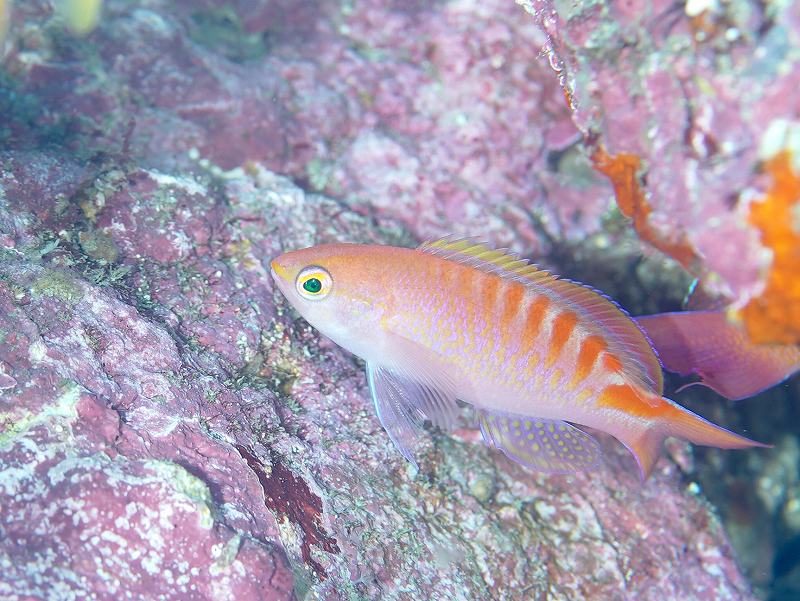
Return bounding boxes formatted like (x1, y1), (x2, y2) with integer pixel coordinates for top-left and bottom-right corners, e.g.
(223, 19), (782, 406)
(477, 411), (601, 474)
(635, 311), (800, 401)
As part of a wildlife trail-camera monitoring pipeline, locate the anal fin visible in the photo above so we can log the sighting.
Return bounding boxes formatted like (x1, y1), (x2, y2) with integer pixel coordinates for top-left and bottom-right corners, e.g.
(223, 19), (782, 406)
(477, 410), (601, 474)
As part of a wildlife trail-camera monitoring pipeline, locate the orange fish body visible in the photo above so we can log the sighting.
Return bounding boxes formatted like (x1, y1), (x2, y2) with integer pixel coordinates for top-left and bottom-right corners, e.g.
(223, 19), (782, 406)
(271, 238), (765, 478)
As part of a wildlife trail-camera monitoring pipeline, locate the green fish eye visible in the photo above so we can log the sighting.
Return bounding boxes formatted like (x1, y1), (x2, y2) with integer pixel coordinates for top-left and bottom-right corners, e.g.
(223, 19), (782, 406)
(303, 277), (322, 294)
(296, 266), (331, 299)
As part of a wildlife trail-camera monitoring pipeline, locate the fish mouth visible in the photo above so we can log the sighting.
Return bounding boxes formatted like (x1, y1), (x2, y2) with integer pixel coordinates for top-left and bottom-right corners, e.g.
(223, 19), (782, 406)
(270, 258), (289, 282)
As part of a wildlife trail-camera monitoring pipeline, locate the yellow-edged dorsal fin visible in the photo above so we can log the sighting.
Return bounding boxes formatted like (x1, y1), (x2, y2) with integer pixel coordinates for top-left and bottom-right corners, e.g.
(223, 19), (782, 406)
(418, 237), (552, 283)
(418, 236), (664, 393)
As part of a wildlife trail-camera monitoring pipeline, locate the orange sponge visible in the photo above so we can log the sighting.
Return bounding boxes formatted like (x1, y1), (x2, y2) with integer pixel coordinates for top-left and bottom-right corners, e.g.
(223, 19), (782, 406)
(740, 152), (800, 344)
(591, 146), (702, 272)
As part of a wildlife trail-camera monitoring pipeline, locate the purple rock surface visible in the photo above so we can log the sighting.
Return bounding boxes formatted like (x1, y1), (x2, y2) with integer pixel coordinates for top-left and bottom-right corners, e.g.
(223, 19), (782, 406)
(517, 0), (800, 303)
(0, 158), (756, 599)
(0, 0), (791, 598)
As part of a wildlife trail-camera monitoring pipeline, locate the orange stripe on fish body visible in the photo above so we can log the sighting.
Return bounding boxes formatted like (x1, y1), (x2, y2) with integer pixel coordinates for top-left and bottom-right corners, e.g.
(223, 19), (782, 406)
(480, 273), (502, 312)
(598, 384), (672, 419)
(500, 281), (525, 323)
(545, 310), (579, 369)
(514, 294), (550, 369)
(498, 281), (526, 352)
(571, 335), (608, 387)
(523, 294), (550, 339)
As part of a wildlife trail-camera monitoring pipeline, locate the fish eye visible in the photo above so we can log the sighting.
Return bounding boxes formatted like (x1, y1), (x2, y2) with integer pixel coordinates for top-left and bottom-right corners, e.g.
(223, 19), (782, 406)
(296, 266), (332, 300)
(303, 278), (322, 293)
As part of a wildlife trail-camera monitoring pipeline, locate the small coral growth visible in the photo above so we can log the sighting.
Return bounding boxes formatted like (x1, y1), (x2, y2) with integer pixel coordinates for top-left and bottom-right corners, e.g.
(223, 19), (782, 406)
(740, 152), (800, 344)
(60, 0), (103, 37)
(590, 146), (702, 271)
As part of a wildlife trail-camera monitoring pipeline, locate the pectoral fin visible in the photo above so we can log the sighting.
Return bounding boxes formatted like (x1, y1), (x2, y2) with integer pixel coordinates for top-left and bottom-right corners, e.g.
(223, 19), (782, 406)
(366, 359), (462, 469)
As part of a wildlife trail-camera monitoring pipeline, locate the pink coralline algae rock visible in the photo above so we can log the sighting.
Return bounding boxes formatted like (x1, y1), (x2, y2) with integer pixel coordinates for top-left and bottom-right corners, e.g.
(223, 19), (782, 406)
(1, 0), (615, 257)
(0, 151), (757, 599)
(516, 0), (800, 304)
(0, 0), (777, 598)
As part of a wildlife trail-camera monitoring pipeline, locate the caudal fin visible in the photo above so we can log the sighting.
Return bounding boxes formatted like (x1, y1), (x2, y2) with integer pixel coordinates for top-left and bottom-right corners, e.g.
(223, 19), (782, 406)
(635, 311), (800, 401)
(659, 396), (768, 449)
(621, 395), (768, 480)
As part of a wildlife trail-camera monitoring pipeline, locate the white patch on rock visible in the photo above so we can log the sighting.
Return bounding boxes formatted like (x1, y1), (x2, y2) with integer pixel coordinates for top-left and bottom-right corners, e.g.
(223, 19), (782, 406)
(759, 119), (800, 171)
(126, 405), (180, 438)
(100, 530), (129, 549)
(28, 339), (48, 363)
(141, 549), (162, 575)
(171, 229), (193, 258)
(147, 170), (208, 197)
(685, 0), (719, 17)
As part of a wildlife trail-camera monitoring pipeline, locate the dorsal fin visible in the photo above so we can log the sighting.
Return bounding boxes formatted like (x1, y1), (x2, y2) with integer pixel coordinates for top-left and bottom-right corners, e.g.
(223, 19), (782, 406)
(418, 237), (552, 283)
(545, 277), (664, 393)
(418, 237), (664, 393)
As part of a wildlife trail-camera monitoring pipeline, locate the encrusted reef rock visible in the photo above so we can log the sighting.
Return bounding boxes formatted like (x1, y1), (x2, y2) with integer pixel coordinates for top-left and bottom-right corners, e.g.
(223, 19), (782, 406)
(0, 156), (755, 599)
(1, 0), (606, 256)
(516, 0), (800, 335)
(1, 0), (793, 598)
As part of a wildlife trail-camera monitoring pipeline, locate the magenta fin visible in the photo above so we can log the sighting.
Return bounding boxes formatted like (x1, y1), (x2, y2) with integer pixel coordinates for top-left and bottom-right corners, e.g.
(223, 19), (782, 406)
(634, 311), (800, 401)
(477, 411), (601, 474)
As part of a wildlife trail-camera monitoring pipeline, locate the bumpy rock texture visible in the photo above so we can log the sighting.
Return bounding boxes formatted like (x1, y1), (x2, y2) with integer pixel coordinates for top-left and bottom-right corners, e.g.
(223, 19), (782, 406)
(517, 0), (800, 333)
(0, 160), (755, 600)
(0, 0), (796, 599)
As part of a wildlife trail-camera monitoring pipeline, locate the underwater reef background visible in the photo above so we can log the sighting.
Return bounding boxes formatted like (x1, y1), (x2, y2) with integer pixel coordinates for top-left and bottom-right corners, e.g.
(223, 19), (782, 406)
(0, 0), (798, 599)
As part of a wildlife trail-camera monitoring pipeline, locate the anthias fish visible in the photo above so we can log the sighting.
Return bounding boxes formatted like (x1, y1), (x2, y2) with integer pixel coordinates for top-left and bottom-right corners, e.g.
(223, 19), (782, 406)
(270, 238), (772, 478)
